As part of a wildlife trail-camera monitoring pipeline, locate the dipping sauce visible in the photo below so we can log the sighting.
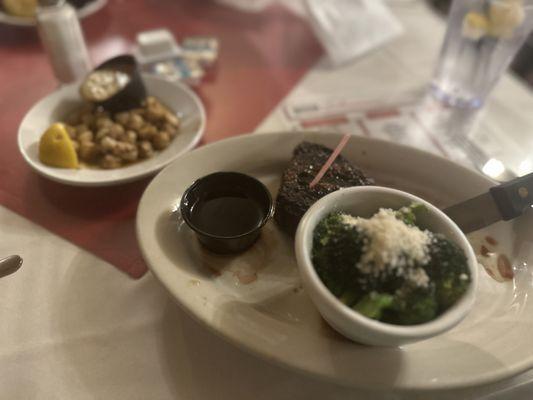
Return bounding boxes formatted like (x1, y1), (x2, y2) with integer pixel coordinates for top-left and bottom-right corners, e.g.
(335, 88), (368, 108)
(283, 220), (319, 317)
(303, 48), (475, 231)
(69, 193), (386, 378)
(180, 172), (274, 254)
(80, 69), (131, 102)
(190, 195), (264, 237)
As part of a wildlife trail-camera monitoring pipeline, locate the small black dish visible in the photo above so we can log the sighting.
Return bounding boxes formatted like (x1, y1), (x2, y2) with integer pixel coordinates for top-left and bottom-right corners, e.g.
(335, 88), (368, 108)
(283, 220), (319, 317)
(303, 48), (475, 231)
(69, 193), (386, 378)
(82, 54), (147, 113)
(180, 172), (274, 254)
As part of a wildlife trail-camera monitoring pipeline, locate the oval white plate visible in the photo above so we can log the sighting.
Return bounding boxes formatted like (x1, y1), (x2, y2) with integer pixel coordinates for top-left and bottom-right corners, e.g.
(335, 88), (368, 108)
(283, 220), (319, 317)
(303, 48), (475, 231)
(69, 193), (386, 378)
(136, 132), (533, 391)
(18, 75), (205, 186)
(0, 0), (107, 27)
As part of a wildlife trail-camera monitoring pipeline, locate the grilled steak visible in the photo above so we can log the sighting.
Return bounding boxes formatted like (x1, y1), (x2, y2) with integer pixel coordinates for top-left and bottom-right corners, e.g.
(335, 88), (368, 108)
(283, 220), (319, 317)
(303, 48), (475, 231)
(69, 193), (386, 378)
(275, 141), (373, 235)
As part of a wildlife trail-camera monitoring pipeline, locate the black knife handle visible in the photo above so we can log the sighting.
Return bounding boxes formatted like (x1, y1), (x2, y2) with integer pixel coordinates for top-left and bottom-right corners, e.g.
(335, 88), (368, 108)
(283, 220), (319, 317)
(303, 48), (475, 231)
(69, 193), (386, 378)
(490, 172), (533, 220)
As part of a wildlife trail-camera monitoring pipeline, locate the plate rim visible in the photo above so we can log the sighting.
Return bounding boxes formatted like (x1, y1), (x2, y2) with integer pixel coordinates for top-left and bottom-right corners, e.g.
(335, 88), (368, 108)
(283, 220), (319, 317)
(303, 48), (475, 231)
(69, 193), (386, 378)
(0, 0), (107, 27)
(17, 74), (206, 187)
(136, 132), (532, 391)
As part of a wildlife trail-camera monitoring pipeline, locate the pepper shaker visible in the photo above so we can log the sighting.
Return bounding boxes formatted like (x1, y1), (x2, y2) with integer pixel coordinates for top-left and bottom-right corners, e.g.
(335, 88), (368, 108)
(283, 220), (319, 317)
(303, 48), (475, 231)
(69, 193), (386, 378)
(36, 0), (92, 84)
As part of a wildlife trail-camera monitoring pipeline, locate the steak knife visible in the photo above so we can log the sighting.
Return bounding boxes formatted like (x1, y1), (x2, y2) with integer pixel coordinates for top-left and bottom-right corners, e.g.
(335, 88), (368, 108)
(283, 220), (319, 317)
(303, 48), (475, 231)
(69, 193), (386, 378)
(443, 172), (533, 233)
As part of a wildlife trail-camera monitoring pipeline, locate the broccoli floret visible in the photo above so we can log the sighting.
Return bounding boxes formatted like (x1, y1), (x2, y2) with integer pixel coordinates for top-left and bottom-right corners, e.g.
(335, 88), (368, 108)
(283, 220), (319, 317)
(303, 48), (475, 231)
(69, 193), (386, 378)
(311, 208), (471, 326)
(425, 234), (471, 313)
(312, 212), (367, 299)
(395, 203), (427, 226)
(385, 286), (438, 325)
(353, 292), (394, 319)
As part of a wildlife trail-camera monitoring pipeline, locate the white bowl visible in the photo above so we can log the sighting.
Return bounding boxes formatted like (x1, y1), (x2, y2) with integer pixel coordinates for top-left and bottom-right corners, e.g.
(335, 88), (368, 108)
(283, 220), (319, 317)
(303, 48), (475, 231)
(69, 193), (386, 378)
(295, 186), (478, 347)
(18, 74), (205, 187)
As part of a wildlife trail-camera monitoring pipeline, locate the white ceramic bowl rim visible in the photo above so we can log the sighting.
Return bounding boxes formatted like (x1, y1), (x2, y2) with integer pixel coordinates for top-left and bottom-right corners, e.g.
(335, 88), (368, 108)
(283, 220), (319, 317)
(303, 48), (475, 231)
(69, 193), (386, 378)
(17, 74), (206, 186)
(296, 186), (478, 341)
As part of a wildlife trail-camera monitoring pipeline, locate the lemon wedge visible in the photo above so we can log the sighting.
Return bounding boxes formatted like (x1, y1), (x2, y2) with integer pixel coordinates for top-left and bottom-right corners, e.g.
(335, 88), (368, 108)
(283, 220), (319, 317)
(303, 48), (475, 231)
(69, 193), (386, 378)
(488, 0), (525, 38)
(39, 123), (79, 169)
(462, 12), (490, 40)
(2, 0), (38, 18)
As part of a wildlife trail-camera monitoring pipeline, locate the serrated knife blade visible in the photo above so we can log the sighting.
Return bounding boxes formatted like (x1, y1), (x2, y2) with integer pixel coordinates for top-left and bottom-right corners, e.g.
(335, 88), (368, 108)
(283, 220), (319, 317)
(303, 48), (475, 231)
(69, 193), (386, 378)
(443, 172), (533, 234)
(443, 192), (502, 234)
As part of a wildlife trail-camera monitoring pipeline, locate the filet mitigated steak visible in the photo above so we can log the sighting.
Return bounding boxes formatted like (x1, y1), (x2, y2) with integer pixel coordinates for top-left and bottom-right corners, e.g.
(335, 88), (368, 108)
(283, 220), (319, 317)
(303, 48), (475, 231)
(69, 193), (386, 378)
(275, 141), (373, 235)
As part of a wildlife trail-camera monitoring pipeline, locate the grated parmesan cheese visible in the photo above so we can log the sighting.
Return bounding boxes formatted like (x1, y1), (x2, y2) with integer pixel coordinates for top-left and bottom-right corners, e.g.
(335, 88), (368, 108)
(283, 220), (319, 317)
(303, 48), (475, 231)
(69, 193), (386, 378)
(341, 209), (432, 288)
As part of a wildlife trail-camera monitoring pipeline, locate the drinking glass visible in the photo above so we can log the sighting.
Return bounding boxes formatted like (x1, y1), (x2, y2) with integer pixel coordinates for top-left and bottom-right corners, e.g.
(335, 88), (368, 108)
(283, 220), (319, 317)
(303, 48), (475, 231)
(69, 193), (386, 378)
(431, 0), (533, 109)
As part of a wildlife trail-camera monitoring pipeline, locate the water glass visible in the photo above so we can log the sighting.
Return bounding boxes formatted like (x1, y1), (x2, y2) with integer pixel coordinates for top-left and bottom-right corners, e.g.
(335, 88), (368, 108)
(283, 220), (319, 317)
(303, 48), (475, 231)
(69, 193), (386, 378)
(431, 0), (533, 108)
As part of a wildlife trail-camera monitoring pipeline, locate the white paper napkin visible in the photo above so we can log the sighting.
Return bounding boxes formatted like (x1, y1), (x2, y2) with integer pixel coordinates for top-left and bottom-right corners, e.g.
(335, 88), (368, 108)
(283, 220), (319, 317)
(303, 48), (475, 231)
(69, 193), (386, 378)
(305, 0), (404, 66)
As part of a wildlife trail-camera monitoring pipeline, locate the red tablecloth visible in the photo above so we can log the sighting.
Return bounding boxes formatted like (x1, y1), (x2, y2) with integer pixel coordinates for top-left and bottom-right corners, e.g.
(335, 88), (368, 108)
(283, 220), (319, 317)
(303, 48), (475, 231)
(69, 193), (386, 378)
(0, 0), (322, 278)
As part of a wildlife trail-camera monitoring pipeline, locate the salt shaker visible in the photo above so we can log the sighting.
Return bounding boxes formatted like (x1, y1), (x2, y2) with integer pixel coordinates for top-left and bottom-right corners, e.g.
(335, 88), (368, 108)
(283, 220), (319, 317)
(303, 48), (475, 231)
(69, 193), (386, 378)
(36, 0), (91, 84)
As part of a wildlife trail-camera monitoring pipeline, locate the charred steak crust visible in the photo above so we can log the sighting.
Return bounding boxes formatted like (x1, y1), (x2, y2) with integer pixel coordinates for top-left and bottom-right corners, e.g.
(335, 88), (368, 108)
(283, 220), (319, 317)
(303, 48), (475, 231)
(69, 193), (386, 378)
(274, 141), (373, 235)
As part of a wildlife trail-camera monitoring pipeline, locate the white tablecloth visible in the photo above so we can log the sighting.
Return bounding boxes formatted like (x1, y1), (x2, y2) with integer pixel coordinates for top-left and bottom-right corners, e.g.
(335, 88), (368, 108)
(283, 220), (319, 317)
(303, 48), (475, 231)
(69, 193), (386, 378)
(2, 1), (533, 399)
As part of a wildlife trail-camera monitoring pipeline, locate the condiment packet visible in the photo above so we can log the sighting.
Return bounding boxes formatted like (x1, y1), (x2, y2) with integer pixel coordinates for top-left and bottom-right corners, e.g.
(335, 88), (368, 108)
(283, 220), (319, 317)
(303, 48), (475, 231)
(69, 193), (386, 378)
(304, 0), (404, 66)
(181, 36), (220, 66)
(133, 29), (220, 86)
(134, 29), (181, 65)
(142, 58), (205, 86)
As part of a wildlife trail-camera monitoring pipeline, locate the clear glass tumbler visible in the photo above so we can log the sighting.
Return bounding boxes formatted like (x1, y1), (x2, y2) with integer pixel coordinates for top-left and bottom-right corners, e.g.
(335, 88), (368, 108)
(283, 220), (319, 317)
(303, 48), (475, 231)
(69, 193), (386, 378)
(431, 0), (533, 108)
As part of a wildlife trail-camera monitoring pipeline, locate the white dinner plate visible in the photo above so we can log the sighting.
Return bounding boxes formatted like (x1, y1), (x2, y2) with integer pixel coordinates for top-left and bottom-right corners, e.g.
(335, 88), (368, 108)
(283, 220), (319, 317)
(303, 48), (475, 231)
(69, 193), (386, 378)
(18, 74), (205, 186)
(136, 132), (533, 391)
(0, 0), (107, 27)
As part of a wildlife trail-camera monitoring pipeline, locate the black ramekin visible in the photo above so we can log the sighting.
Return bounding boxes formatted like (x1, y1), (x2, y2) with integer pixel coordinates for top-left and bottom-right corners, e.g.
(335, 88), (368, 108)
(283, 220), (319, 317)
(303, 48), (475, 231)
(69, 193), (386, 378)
(85, 54), (147, 113)
(180, 172), (274, 254)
